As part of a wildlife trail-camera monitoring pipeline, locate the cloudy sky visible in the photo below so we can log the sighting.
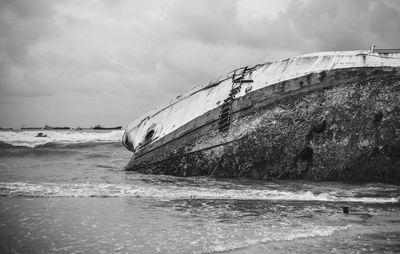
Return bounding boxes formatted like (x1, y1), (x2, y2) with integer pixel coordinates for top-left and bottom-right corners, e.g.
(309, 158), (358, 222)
(1, 0), (399, 128)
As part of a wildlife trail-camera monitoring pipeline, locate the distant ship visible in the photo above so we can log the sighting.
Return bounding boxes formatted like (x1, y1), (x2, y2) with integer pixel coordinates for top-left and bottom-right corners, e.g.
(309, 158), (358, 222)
(92, 125), (122, 130)
(122, 47), (400, 183)
(0, 127), (13, 130)
(43, 125), (71, 130)
(20, 126), (42, 130)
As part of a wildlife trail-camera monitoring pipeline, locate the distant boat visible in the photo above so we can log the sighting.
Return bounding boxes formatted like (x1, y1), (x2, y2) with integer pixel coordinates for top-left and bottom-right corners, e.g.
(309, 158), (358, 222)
(21, 125), (42, 130)
(43, 125), (71, 130)
(0, 127), (13, 130)
(92, 125), (122, 130)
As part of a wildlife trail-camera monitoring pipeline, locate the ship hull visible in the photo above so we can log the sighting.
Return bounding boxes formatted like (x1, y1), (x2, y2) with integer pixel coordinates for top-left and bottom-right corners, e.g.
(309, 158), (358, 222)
(126, 67), (400, 183)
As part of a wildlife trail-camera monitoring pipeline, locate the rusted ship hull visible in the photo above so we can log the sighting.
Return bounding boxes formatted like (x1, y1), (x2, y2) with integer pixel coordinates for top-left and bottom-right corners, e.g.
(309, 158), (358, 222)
(123, 50), (400, 183)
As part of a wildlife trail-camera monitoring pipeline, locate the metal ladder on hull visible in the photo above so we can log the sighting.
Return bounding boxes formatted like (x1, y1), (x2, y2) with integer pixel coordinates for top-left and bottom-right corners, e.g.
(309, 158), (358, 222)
(218, 66), (253, 132)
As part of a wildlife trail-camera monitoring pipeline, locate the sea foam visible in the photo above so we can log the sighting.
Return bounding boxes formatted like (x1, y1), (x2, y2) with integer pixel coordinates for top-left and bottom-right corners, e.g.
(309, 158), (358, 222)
(207, 225), (353, 253)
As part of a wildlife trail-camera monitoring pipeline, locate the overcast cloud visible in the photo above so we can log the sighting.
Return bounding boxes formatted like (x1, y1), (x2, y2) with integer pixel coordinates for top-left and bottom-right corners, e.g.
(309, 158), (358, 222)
(0, 0), (399, 128)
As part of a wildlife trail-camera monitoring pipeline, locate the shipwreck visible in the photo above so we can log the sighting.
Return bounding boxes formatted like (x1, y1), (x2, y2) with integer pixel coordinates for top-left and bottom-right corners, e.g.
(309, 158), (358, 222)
(123, 47), (400, 183)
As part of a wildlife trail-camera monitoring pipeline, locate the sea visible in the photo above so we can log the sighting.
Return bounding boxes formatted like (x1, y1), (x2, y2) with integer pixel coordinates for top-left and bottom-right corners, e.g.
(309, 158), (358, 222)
(0, 129), (399, 253)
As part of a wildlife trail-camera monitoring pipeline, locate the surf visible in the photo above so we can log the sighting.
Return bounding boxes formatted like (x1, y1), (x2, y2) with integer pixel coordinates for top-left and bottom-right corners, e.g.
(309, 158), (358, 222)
(0, 129), (124, 148)
(1, 181), (398, 203)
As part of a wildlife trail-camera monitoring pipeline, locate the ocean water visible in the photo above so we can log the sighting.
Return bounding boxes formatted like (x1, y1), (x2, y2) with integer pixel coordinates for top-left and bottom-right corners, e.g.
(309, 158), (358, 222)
(0, 130), (399, 253)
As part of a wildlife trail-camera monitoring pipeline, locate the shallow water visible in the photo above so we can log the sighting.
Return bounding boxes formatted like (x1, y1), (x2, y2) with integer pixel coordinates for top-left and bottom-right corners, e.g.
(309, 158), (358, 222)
(0, 130), (399, 253)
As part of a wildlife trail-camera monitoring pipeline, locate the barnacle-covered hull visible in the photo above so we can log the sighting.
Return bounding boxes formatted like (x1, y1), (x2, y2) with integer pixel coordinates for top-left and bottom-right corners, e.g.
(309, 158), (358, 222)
(123, 50), (400, 183)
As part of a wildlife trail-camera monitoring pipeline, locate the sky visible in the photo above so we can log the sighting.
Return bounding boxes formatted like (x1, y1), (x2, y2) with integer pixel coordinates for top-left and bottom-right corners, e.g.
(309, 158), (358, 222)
(0, 0), (399, 128)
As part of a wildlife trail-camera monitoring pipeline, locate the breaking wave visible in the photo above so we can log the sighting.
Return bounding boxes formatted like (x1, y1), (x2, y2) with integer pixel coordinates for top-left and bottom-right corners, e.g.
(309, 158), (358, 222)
(1, 182), (398, 203)
(0, 130), (124, 148)
(0, 142), (124, 157)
